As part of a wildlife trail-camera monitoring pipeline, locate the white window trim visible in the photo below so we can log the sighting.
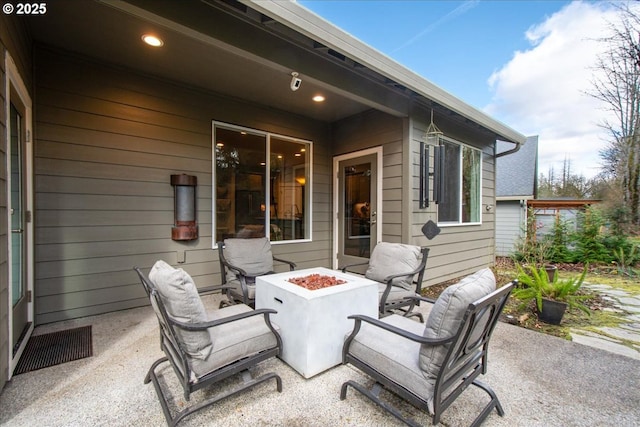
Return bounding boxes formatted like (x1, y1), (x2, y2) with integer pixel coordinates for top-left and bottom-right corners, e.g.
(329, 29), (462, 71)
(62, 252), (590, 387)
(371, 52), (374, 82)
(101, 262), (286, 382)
(437, 137), (482, 227)
(211, 121), (313, 247)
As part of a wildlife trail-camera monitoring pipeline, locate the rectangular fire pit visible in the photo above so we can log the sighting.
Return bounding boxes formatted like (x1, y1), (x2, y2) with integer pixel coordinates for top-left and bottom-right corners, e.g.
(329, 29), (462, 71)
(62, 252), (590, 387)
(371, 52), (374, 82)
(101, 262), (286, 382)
(255, 267), (378, 378)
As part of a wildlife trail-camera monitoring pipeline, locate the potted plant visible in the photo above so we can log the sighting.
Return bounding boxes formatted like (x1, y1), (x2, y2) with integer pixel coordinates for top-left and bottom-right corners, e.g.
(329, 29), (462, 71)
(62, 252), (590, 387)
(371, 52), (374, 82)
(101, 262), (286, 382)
(512, 264), (590, 325)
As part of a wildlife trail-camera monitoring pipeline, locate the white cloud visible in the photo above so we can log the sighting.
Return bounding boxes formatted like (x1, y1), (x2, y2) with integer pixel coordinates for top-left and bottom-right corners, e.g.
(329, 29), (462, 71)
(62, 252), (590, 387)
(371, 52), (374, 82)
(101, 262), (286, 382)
(485, 1), (623, 179)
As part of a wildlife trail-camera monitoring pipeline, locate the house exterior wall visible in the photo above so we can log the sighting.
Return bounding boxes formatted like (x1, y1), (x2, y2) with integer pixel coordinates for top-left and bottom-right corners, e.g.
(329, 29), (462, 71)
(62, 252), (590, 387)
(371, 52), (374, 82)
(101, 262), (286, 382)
(496, 200), (525, 256)
(409, 112), (497, 285)
(331, 108), (499, 286)
(331, 110), (405, 244)
(33, 46), (332, 324)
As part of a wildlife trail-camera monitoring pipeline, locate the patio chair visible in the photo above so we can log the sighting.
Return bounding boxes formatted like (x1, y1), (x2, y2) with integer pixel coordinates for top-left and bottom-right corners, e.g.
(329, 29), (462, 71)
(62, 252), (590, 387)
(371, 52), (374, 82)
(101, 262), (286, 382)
(218, 237), (296, 307)
(134, 261), (283, 427)
(341, 268), (515, 427)
(341, 242), (429, 321)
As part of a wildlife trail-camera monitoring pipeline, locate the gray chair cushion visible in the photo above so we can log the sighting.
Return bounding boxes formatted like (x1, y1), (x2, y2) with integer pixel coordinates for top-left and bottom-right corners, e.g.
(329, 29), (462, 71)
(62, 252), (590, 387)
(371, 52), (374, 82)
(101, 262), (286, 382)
(149, 260), (213, 360)
(348, 314), (437, 412)
(190, 303), (279, 379)
(365, 242), (422, 290)
(419, 268), (496, 378)
(224, 237), (274, 279)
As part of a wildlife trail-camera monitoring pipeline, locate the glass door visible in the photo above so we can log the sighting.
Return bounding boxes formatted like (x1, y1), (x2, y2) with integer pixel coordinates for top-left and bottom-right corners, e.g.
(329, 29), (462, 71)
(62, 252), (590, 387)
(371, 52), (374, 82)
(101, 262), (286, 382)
(336, 152), (379, 268)
(10, 102), (28, 352)
(7, 54), (34, 378)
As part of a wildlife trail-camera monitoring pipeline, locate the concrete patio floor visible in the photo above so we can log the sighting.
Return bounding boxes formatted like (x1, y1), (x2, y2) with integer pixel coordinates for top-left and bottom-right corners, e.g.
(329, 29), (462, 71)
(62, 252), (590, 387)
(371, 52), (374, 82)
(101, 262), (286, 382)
(1, 293), (640, 427)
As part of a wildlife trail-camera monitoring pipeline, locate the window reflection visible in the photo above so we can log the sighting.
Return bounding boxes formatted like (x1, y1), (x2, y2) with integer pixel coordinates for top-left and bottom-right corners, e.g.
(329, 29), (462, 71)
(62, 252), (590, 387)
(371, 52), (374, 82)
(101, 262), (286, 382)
(269, 137), (309, 241)
(215, 128), (266, 240)
(437, 139), (481, 224)
(344, 163), (371, 258)
(214, 124), (311, 243)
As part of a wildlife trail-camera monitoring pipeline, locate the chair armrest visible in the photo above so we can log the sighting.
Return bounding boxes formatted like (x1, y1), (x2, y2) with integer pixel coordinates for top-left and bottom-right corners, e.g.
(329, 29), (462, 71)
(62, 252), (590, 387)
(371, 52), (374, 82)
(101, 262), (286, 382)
(273, 256), (297, 271)
(219, 256), (250, 278)
(170, 308), (278, 331)
(340, 261), (369, 273)
(345, 314), (455, 346)
(382, 265), (425, 285)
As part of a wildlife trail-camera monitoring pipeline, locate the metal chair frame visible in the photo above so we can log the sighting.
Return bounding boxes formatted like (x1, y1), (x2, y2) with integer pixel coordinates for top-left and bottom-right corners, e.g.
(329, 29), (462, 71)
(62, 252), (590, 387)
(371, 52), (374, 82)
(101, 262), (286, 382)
(341, 282), (515, 426)
(341, 246), (430, 321)
(217, 240), (296, 306)
(134, 267), (283, 426)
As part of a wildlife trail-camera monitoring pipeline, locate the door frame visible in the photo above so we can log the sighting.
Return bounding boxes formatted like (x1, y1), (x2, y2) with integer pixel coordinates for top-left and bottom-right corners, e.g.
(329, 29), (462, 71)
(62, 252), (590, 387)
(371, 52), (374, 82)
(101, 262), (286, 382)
(332, 147), (383, 269)
(6, 53), (34, 379)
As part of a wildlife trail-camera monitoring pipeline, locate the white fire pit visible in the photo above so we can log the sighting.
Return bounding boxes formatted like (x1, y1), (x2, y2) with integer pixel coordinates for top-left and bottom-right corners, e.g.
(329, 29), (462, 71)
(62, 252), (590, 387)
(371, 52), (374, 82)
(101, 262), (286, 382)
(255, 267), (378, 378)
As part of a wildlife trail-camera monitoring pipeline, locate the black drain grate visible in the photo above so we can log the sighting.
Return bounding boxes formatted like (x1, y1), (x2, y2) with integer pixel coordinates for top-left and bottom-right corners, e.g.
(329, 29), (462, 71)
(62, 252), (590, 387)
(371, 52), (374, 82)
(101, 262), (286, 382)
(14, 325), (93, 375)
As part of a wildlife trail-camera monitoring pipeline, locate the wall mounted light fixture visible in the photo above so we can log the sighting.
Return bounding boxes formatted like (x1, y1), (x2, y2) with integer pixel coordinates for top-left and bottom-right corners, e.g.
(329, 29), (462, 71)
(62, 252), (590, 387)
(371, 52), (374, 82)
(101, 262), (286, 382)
(171, 174), (198, 241)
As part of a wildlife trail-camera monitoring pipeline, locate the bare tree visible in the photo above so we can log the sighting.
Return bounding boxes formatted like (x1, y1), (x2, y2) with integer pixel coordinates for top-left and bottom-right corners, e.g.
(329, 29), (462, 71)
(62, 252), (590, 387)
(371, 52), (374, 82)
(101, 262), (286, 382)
(591, 4), (640, 225)
(537, 158), (596, 199)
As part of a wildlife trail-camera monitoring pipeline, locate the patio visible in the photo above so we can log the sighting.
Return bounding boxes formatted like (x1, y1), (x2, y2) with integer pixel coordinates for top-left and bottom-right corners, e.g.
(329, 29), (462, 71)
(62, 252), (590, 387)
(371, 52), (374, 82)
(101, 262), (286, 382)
(1, 293), (639, 427)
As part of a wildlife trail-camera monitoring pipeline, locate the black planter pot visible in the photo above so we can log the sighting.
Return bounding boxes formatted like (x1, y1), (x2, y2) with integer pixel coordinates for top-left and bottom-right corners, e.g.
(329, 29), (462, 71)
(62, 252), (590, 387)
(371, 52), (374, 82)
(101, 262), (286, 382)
(538, 298), (567, 325)
(544, 265), (558, 282)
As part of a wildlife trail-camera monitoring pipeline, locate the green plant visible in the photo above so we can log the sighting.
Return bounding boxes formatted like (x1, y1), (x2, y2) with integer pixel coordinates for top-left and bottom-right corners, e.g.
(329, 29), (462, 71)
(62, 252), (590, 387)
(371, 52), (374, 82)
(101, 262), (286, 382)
(572, 207), (609, 263)
(512, 264), (590, 315)
(512, 208), (551, 265)
(546, 215), (574, 263)
(613, 244), (638, 277)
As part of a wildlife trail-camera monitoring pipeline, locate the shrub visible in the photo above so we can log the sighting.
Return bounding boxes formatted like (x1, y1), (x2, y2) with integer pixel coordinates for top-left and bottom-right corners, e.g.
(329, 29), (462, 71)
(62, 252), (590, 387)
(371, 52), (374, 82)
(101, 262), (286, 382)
(572, 207), (609, 263)
(546, 215), (575, 263)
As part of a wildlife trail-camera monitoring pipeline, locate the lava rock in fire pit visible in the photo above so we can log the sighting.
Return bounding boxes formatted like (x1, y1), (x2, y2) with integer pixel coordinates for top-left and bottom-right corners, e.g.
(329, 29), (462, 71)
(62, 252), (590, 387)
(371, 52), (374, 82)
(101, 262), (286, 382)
(288, 274), (347, 290)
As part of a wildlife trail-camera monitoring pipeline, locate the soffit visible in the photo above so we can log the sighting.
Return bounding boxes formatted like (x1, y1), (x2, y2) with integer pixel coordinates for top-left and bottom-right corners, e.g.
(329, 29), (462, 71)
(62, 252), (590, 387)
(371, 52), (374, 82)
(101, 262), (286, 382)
(25, 0), (525, 142)
(26, 0), (384, 123)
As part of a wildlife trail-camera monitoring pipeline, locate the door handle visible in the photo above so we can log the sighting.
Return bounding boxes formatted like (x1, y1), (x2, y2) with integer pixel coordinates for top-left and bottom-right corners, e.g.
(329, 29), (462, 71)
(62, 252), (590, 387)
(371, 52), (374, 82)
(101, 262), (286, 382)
(11, 229), (23, 233)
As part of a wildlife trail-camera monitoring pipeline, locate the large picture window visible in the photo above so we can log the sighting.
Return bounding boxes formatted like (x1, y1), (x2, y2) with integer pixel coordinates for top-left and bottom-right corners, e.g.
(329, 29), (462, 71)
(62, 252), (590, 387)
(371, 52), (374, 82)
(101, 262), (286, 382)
(438, 138), (481, 225)
(213, 123), (311, 244)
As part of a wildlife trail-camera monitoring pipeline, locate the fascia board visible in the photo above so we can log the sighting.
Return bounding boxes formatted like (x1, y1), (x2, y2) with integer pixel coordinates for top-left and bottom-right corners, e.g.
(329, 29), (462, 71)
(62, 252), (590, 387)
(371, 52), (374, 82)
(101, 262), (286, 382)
(245, 0), (526, 145)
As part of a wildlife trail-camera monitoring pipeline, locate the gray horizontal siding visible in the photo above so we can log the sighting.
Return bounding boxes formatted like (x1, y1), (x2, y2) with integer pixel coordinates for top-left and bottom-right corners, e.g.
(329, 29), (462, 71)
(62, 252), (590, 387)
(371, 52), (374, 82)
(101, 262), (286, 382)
(332, 110), (404, 244)
(332, 109), (501, 286)
(34, 47), (331, 324)
(496, 201), (524, 256)
(409, 114), (498, 286)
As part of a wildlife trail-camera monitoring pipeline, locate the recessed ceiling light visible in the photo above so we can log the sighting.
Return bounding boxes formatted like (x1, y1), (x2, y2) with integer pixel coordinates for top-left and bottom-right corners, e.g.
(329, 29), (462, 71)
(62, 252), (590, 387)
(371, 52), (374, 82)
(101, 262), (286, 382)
(312, 95), (325, 102)
(142, 34), (163, 47)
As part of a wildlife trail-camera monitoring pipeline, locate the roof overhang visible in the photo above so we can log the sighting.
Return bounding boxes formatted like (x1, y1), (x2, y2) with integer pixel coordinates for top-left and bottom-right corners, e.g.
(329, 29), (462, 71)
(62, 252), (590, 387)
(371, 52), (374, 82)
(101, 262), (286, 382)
(528, 199), (601, 209)
(23, 0), (526, 142)
(496, 196), (535, 202)
(244, 0), (526, 144)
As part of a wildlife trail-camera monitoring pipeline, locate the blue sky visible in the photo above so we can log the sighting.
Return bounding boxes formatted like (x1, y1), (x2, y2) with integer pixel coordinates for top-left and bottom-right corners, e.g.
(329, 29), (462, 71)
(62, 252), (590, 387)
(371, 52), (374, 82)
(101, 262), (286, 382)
(299, 1), (624, 179)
